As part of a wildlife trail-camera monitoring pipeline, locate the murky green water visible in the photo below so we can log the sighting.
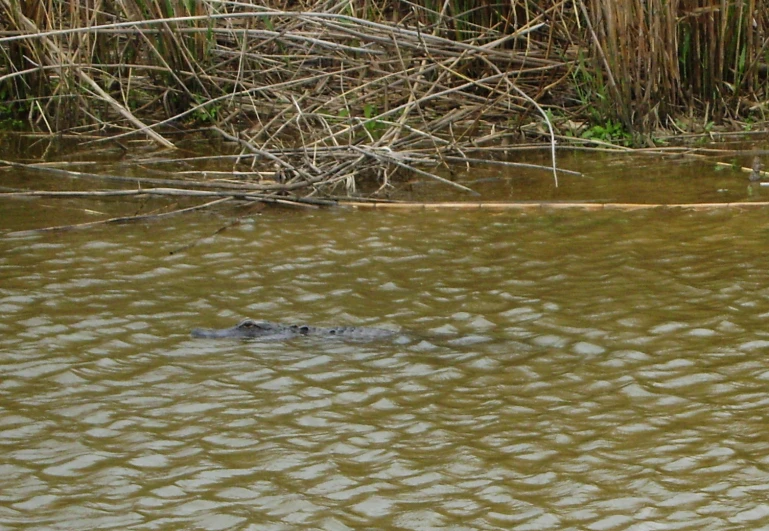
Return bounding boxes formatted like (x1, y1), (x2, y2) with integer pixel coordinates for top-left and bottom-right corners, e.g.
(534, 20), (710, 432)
(3, 196), (769, 529)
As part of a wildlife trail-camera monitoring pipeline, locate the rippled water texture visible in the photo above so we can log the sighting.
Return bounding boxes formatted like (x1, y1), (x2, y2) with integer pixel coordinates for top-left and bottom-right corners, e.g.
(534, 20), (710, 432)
(3, 207), (769, 530)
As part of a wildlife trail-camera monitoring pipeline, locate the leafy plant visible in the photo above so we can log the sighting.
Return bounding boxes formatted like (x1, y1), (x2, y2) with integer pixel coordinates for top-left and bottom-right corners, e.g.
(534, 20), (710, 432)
(191, 95), (220, 123)
(363, 103), (385, 137)
(581, 120), (632, 146)
(0, 85), (27, 130)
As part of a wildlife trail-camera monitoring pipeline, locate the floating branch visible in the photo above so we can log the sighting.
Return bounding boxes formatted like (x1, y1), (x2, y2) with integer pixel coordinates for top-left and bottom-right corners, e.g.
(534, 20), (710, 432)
(6, 197), (233, 237)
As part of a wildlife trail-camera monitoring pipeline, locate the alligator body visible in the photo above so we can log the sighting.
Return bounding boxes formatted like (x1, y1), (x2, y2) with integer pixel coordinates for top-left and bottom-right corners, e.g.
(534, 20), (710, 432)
(191, 318), (397, 341)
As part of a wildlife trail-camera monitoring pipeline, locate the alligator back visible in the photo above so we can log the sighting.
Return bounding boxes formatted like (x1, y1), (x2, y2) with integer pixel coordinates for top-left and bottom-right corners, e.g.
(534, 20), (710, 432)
(191, 318), (397, 341)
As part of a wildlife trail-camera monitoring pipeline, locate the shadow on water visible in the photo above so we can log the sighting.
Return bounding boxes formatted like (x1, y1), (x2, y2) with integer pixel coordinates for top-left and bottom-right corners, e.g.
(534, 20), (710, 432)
(3, 143), (769, 529)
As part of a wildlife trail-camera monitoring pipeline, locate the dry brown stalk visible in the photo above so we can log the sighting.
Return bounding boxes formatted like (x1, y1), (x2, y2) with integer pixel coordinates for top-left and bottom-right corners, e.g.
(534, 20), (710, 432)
(581, 0), (766, 132)
(1, 0), (574, 199)
(1, 0), (175, 147)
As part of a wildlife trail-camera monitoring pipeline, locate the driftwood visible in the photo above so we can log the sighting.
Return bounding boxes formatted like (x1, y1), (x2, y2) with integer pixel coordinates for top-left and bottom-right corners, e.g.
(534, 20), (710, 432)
(342, 201), (769, 211)
(7, 185), (769, 221)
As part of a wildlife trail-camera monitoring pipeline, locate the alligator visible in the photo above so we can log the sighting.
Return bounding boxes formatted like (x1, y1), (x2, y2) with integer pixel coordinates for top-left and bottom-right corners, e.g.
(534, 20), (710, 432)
(191, 318), (398, 341)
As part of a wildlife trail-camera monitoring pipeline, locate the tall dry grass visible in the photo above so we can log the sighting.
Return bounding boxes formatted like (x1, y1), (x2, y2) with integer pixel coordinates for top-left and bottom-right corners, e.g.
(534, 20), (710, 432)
(0, 0), (577, 191)
(582, 0), (768, 133)
(0, 0), (574, 135)
(0, 0), (766, 194)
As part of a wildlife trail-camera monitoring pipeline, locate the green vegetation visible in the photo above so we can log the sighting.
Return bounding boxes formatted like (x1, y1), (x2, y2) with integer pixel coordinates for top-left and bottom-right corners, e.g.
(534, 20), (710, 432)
(580, 121), (633, 146)
(0, 83), (24, 129)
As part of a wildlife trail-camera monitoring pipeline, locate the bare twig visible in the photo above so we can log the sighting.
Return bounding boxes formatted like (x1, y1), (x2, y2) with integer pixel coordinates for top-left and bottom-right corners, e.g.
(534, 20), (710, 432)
(7, 197), (233, 236)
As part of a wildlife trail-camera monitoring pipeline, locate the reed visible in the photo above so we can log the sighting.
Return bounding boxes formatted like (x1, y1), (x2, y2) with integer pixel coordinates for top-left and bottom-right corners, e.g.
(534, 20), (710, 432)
(0, 0), (573, 193)
(581, 0), (767, 135)
(0, 0), (766, 201)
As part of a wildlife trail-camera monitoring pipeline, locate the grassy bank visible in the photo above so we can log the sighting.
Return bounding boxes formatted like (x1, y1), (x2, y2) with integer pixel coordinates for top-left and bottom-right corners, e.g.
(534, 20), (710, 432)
(0, 0), (767, 194)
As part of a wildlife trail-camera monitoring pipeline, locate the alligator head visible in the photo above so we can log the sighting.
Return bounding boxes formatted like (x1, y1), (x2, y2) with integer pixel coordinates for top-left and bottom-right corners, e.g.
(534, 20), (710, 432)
(191, 319), (294, 340)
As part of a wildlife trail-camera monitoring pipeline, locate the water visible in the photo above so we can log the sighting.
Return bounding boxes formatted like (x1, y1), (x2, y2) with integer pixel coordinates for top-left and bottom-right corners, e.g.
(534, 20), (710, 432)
(3, 198), (769, 530)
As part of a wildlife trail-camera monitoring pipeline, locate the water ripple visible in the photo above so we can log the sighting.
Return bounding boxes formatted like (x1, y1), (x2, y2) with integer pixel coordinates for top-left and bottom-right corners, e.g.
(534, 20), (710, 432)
(3, 209), (769, 529)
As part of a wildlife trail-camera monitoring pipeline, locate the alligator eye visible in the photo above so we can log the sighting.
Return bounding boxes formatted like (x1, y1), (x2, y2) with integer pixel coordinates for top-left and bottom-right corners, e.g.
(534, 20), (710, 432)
(298, 326), (310, 334)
